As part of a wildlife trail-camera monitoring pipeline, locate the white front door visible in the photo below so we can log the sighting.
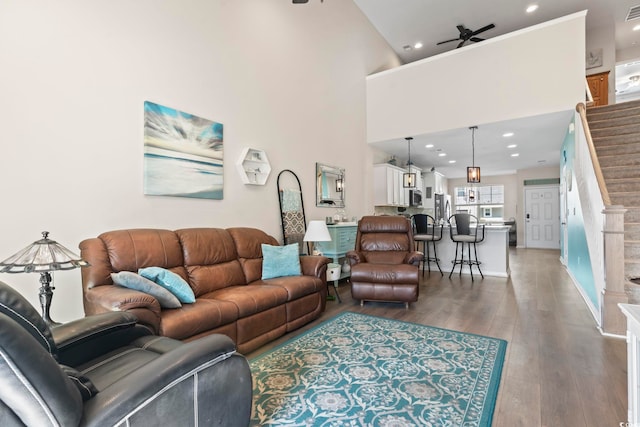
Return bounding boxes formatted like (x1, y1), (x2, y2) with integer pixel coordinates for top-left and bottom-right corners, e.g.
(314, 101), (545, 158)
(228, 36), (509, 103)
(525, 185), (560, 249)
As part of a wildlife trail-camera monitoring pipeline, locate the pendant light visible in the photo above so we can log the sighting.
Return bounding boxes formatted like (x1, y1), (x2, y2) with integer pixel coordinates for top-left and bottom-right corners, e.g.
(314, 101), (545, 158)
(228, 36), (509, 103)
(468, 188), (476, 202)
(467, 126), (481, 183)
(403, 137), (416, 188)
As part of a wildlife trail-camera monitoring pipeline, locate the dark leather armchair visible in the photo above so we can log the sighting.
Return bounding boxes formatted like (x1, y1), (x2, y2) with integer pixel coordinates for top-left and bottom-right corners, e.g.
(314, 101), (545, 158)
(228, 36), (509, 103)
(346, 216), (422, 308)
(0, 280), (252, 427)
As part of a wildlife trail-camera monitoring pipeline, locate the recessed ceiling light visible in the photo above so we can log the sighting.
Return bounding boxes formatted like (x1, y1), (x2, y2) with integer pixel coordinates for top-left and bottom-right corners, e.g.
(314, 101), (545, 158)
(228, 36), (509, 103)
(502, 132), (514, 137)
(425, 144), (434, 148)
(507, 144), (517, 148)
(438, 153), (447, 157)
(511, 153), (520, 157)
(448, 160), (456, 164)
(634, 24), (640, 32)
(526, 4), (538, 13)
(414, 42), (423, 49)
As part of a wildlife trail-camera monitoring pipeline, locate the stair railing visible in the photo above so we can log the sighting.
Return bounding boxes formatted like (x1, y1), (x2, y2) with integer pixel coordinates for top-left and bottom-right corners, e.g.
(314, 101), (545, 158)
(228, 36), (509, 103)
(575, 102), (611, 205)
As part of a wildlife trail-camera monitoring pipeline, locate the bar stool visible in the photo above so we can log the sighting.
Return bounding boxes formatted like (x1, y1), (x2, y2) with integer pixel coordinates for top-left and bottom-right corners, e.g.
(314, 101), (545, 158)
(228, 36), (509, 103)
(411, 214), (443, 276)
(448, 213), (485, 281)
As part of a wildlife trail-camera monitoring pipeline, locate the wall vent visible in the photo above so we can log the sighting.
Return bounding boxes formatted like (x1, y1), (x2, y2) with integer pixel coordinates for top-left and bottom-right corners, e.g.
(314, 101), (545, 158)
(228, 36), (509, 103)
(626, 5), (640, 21)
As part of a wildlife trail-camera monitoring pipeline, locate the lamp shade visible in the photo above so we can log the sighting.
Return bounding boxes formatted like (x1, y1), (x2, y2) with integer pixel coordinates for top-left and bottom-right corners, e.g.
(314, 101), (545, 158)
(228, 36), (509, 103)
(0, 231), (89, 273)
(303, 221), (332, 242)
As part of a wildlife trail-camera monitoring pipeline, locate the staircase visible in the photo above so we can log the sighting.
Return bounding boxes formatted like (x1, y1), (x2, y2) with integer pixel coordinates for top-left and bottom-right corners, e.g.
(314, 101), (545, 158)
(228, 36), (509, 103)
(587, 99), (640, 294)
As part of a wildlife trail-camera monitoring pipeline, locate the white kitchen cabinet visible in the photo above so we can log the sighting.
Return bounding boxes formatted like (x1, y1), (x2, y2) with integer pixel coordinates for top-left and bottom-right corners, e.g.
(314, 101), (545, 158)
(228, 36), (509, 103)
(423, 171), (446, 196)
(373, 163), (410, 207)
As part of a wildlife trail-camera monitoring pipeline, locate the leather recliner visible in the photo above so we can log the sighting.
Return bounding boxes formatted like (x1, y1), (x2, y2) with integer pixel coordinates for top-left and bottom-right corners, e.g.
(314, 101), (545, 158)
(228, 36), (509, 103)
(347, 216), (422, 308)
(0, 280), (252, 427)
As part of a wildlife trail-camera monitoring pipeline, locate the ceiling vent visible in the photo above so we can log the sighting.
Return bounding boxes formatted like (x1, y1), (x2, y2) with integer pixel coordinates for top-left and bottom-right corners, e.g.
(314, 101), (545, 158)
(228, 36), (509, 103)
(626, 5), (640, 21)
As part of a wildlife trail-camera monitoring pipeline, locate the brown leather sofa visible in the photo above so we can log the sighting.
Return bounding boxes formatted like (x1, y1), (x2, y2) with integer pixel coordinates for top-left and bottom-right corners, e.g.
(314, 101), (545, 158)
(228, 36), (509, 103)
(347, 216), (421, 308)
(79, 227), (329, 354)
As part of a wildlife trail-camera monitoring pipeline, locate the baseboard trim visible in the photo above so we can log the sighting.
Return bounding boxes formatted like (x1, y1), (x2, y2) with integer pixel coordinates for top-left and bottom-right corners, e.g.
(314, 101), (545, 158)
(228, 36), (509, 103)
(564, 265), (601, 329)
(597, 328), (626, 340)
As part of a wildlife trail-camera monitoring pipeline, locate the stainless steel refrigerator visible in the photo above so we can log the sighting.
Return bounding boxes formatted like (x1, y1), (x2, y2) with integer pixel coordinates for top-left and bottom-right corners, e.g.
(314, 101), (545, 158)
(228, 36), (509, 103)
(434, 194), (444, 222)
(434, 194), (451, 223)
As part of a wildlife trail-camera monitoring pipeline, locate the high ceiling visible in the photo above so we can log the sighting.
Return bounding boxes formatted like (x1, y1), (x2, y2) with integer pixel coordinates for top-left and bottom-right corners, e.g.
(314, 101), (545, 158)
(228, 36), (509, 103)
(351, 0), (640, 178)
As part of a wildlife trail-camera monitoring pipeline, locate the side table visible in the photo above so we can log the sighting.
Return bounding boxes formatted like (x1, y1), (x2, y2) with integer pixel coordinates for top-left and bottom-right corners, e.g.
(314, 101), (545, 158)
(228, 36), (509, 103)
(315, 222), (358, 303)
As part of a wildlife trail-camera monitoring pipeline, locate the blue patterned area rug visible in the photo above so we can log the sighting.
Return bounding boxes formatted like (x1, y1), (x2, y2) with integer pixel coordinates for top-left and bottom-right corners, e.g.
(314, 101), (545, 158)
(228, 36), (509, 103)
(249, 312), (507, 426)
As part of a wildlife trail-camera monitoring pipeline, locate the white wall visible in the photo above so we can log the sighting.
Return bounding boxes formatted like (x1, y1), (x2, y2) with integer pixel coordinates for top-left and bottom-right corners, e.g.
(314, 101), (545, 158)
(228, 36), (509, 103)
(585, 24), (616, 103)
(617, 45), (640, 64)
(0, 0), (400, 321)
(366, 11), (587, 143)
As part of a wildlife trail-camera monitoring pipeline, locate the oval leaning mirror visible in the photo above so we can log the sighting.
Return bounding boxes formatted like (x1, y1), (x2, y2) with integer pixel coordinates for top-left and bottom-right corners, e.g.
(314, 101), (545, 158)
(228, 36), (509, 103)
(316, 163), (345, 208)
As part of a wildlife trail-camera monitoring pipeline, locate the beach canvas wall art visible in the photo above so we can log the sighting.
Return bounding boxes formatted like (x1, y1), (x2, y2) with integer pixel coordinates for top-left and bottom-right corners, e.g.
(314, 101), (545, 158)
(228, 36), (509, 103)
(143, 101), (223, 199)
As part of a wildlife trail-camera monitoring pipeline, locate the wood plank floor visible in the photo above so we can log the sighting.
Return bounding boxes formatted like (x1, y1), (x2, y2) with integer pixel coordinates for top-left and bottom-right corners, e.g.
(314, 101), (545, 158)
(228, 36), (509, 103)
(248, 248), (628, 426)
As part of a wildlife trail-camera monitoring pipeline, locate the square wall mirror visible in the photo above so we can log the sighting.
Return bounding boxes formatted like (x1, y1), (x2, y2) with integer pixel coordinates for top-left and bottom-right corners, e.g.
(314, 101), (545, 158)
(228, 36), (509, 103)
(316, 163), (345, 208)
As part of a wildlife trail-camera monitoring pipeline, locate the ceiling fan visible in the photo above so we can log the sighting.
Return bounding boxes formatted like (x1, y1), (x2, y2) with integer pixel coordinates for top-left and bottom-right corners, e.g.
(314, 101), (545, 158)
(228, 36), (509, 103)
(436, 24), (496, 49)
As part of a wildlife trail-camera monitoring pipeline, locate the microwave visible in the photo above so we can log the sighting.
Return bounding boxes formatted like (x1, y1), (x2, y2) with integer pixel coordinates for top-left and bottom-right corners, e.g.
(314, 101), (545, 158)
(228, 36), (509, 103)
(409, 190), (422, 207)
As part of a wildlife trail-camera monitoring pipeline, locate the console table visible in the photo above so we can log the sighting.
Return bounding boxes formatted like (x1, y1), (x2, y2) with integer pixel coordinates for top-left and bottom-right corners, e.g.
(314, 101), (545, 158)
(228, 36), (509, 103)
(315, 223), (357, 301)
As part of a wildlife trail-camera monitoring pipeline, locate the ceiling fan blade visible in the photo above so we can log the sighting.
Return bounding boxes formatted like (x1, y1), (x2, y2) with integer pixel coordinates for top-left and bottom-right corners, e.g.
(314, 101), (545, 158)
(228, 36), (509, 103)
(471, 23), (495, 36)
(470, 37), (484, 43)
(437, 38), (461, 45)
(456, 25), (466, 34)
(457, 40), (466, 48)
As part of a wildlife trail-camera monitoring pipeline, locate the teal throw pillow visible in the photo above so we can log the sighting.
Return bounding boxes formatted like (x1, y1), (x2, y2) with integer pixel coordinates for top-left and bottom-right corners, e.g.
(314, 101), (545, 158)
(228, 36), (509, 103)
(138, 267), (196, 304)
(261, 243), (301, 280)
(111, 271), (182, 309)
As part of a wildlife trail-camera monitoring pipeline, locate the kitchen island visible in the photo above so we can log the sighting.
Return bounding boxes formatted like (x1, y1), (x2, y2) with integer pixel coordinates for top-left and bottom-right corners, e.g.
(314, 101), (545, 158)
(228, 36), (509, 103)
(430, 224), (510, 277)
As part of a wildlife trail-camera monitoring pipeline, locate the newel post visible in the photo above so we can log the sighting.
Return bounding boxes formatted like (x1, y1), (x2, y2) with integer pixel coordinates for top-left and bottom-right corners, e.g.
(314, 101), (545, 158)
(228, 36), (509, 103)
(602, 205), (628, 335)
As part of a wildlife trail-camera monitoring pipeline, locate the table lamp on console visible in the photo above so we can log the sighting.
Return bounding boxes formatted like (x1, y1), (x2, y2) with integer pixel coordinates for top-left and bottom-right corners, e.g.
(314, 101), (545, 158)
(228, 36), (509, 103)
(303, 220), (332, 256)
